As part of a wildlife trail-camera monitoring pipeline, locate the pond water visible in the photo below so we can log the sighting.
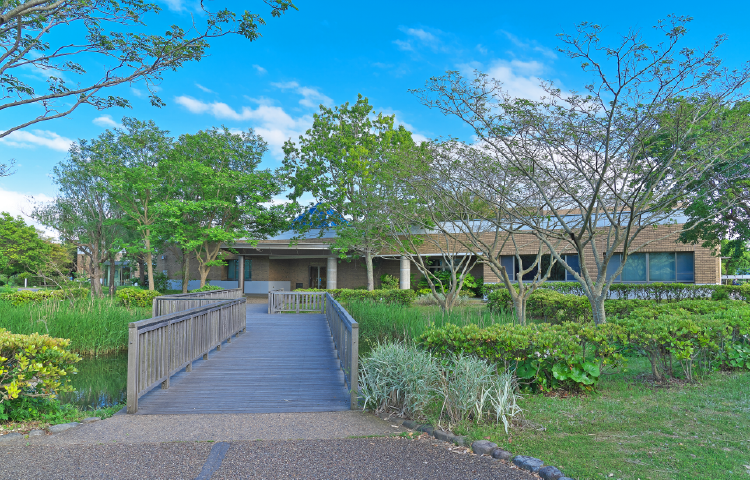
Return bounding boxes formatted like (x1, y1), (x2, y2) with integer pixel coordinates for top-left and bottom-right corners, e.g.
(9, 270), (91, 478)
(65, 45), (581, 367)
(59, 352), (128, 410)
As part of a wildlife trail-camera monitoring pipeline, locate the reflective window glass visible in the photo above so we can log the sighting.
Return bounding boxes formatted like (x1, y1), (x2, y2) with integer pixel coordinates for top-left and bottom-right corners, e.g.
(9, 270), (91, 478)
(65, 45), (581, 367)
(676, 252), (694, 283)
(606, 254), (622, 282)
(500, 256), (514, 281)
(566, 255), (580, 281)
(621, 253), (647, 282)
(649, 252), (676, 282)
(227, 259), (237, 281)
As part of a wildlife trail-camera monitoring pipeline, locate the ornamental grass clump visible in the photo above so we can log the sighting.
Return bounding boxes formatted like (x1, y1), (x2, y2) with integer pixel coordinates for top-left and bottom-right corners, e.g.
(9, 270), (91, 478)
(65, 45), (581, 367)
(359, 343), (522, 431)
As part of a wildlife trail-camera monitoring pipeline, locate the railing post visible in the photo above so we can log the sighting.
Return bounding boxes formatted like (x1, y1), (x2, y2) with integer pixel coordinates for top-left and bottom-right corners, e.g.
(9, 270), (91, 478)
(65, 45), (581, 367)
(161, 321), (170, 390)
(350, 322), (359, 409)
(127, 323), (139, 413)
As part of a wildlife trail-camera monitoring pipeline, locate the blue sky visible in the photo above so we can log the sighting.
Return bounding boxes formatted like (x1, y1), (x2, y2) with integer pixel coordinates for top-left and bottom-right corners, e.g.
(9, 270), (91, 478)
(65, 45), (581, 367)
(2, 1), (749, 221)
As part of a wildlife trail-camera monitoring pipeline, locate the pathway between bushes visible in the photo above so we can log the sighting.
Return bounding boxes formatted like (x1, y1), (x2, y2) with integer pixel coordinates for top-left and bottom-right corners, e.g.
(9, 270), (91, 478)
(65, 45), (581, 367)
(0, 411), (536, 479)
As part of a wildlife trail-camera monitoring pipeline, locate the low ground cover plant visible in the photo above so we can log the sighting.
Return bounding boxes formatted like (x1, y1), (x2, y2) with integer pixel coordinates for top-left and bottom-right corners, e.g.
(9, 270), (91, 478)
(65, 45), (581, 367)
(359, 342), (522, 431)
(0, 287), (89, 306)
(0, 329), (80, 421)
(189, 285), (224, 293)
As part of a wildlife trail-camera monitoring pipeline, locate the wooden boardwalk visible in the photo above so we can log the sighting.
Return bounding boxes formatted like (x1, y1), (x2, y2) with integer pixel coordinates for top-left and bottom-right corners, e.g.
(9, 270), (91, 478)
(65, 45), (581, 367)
(134, 303), (351, 414)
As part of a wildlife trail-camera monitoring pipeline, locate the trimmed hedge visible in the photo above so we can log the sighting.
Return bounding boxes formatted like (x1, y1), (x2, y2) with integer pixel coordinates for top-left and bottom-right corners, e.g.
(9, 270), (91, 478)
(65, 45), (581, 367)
(420, 304), (750, 389)
(295, 288), (416, 306)
(116, 287), (162, 308)
(0, 329), (80, 413)
(0, 287), (90, 306)
(483, 281), (750, 302)
(189, 285), (224, 293)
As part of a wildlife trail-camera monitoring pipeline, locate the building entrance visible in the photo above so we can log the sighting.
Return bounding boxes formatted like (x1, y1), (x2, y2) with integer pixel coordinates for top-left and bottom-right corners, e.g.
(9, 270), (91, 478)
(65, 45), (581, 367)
(309, 266), (327, 289)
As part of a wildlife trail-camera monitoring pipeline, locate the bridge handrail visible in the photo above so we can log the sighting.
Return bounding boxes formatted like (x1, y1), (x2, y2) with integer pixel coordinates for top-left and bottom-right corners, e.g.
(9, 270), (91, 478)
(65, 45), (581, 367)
(127, 296), (247, 414)
(152, 287), (244, 317)
(268, 291), (326, 314)
(324, 294), (359, 409)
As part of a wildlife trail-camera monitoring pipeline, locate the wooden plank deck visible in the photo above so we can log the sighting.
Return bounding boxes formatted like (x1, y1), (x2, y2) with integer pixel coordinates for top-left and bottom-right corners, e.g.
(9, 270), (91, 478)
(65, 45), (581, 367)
(133, 303), (351, 414)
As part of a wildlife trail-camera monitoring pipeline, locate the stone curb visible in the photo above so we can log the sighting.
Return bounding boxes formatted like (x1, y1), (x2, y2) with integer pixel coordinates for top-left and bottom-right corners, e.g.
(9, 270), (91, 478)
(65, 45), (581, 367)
(376, 413), (572, 480)
(0, 417), (101, 442)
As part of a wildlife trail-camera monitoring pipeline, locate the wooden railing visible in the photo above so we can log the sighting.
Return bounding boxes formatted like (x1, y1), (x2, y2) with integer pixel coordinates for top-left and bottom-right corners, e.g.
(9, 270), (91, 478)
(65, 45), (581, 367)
(268, 291), (326, 314)
(152, 288), (244, 317)
(127, 296), (247, 413)
(325, 294), (359, 409)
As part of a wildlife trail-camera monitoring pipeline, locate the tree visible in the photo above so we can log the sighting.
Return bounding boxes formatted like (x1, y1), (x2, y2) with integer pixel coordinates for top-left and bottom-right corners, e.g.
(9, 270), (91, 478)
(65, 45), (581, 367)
(282, 95), (418, 290)
(96, 118), (174, 291)
(412, 16), (750, 324)
(161, 127), (286, 288)
(678, 102), (750, 250)
(0, 0), (296, 139)
(0, 212), (50, 277)
(387, 140), (566, 323)
(33, 150), (121, 297)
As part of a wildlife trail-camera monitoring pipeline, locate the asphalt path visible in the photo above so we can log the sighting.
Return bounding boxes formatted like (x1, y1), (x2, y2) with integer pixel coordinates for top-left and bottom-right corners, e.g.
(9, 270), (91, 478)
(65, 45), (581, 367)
(0, 437), (538, 480)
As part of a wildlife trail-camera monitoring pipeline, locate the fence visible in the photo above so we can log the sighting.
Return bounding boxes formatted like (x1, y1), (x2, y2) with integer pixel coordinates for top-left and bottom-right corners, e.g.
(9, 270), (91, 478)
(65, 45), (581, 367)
(152, 288), (244, 317)
(127, 296), (247, 413)
(325, 294), (359, 409)
(268, 291), (326, 314)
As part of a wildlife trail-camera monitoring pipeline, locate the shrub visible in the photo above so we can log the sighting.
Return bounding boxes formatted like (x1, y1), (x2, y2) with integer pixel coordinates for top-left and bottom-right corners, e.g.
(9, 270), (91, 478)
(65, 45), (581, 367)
(0, 287), (89, 306)
(295, 288), (416, 306)
(487, 288), (592, 323)
(419, 322), (618, 391)
(0, 329), (80, 420)
(379, 274), (399, 290)
(414, 293), (473, 307)
(359, 342), (522, 430)
(189, 284), (224, 293)
(116, 287), (161, 308)
(418, 271), (477, 296)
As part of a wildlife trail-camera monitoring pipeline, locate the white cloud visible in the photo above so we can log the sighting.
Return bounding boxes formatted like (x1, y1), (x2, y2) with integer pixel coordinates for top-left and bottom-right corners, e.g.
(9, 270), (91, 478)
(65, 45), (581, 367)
(395, 26), (444, 53)
(270, 81), (333, 108)
(501, 30), (557, 59)
(0, 187), (55, 234)
(161, 0), (184, 11)
(252, 64), (267, 75)
(393, 39), (414, 52)
(174, 96), (313, 158)
(0, 129), (73, 152)
(476, 44), (488, 55)
(131, 87), (144, 97)
(92, 115), (120, 128)
(195, 83), (214, 94)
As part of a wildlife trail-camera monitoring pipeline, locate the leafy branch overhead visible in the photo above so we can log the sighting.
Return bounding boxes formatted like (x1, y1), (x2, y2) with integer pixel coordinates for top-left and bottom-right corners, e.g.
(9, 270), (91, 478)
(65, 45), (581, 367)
(0, 0), (297, 138)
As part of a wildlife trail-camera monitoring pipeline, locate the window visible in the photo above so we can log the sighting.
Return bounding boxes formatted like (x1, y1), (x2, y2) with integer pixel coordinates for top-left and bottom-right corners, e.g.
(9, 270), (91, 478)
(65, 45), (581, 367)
(498, 254), (566, 281)
(227, 259), (252, 281)
(621, 253), (647, 282)
(565, 255), (580, 281)
(605, 252), (694, 283)
(606, 254), (622, 282)
(427, 258), (447, 274)
(500, 255), (515, 281)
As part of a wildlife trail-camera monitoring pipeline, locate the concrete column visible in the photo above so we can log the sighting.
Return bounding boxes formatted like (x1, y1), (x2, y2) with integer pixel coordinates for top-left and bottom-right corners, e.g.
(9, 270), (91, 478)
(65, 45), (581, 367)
(400, 256), (411, 289)
(327, 256), (337, 289)
(238, 255), (245, 293)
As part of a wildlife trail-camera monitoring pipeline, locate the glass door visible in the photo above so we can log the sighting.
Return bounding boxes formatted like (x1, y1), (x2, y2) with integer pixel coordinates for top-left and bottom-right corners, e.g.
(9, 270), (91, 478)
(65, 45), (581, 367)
(309, 266), (327, 289)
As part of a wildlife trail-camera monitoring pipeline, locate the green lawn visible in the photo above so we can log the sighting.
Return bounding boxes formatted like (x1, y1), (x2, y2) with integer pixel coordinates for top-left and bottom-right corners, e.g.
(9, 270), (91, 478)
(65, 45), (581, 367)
(465, 357), (750, 480)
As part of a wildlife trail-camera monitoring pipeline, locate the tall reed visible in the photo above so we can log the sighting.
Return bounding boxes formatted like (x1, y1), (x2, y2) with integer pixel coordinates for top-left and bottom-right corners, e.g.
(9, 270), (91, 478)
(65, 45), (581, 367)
(343, 300), (516, 355)
(0, 298), (150, 355)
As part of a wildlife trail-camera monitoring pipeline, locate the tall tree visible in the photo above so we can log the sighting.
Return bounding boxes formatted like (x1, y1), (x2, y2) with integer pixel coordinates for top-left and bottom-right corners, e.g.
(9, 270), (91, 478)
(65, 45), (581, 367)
(0, 212), (50, 277)
(283, 95), (418, 290)
(412, 16), (750, 324)
(33, 149), (121, 297)
(160, 127), (286, 288)
(97, 118), (174, 291)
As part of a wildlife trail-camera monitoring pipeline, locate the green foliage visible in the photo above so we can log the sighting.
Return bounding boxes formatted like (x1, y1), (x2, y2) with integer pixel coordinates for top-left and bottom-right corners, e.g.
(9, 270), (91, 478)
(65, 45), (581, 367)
(0, 329), (80, 418)
(0, 298), (150, 355)
(419, 322), (620, 392)
(151, 272), (170, 293)
(487, 288), (592, 323)
(189, 285), (224, 293)
(0, 212), (51, 277)
(418, 271), (478, 296)
(721, 343), (750, 370)
(0, 288), (89, 306)
(379, 274), (399, 290)
(296, 288), (416, 305)
(711, 287), (730, 301)
(359, 343), (522, 430)
(115, 287), (161, 308)
(536, 281), (750, 302)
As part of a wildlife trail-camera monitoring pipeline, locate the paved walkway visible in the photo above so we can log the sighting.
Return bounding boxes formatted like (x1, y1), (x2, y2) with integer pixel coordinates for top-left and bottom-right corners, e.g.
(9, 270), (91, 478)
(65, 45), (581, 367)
(134, 304), (350, 414)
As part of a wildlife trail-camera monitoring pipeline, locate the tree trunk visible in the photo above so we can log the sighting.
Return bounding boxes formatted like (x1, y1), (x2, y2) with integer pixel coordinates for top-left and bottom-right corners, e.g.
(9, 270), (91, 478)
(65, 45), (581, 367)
(198, 266), (209, 288)
(511, 294), (527, 325)
(365, 250), (374, 291)
(138, 257), (145, 286)
(108, 252), (116, 297)
(145, 231), (154, 291)
(181, 250), (189, 294)
(90, 259), (104, 298)
(590, 294), (607, 325)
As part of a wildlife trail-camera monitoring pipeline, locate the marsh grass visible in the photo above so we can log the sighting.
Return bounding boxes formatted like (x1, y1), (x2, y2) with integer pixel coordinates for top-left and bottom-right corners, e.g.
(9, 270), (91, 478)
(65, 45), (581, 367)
(0, 297), (150, 355)
(343, 300), (515, 355)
